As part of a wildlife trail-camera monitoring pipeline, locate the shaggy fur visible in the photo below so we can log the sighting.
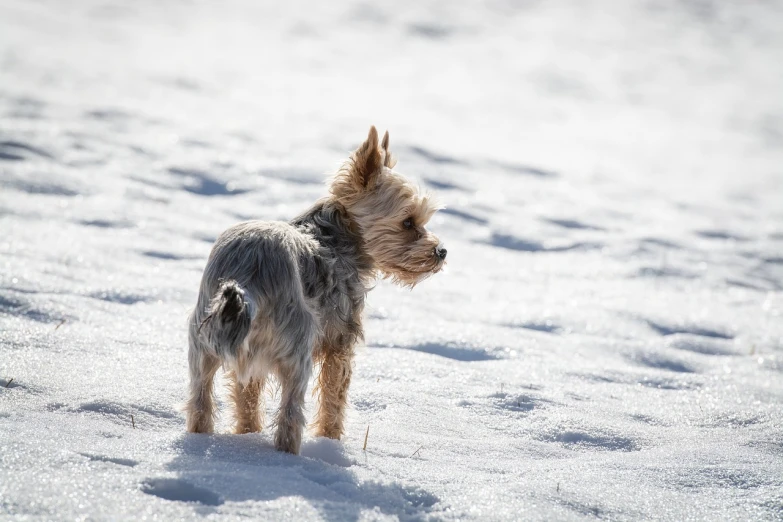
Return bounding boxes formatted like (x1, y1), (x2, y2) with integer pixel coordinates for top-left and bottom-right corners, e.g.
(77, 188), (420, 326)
(185, 126), (446, 454)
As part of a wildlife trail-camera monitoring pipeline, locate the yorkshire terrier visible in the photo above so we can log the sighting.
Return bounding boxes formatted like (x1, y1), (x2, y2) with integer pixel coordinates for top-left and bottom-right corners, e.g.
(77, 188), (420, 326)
(185, 126), (446, 454)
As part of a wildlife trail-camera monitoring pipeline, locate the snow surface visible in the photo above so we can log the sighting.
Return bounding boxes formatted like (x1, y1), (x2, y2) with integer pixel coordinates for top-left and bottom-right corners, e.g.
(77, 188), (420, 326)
(1, 0), (782, 520)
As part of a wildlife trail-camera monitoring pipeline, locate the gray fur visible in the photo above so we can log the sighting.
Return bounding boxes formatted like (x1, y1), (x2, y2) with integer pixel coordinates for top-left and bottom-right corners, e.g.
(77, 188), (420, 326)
(191, 199), (372, 364)
(200, 280), (253, 359)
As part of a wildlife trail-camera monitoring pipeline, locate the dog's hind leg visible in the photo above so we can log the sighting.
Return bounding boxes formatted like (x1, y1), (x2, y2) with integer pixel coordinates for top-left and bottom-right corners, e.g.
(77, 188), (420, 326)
(185, 333), (221, 433)
(266, 302), (317, 455)
(273, 355), (312, 454)
(229, 371), (265, 434)
(314, 347), (353, 440)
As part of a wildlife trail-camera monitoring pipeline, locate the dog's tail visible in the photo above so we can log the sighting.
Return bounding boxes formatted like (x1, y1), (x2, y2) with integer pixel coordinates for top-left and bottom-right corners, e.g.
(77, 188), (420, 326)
(198, 280), (254, 359)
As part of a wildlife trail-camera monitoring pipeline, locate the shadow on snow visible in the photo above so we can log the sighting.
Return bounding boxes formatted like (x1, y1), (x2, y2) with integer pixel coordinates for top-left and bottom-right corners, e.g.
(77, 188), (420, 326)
(148, 433), (439, 520)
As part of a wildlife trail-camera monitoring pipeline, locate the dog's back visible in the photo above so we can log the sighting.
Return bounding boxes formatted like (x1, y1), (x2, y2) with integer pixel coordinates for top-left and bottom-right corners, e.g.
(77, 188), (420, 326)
(191, 220), (320, 369)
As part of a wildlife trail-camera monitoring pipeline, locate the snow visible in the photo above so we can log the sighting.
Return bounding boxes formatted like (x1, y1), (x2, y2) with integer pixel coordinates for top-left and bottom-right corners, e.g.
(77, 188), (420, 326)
(1, 0), (782, 519)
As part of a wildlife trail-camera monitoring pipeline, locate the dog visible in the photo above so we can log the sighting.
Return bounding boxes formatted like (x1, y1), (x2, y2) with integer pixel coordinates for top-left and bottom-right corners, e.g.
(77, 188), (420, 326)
(185, 126), (446, 454)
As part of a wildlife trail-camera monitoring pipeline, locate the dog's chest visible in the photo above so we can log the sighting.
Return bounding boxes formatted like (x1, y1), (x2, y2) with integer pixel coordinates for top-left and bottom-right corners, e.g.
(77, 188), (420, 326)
(322, 255), (363, 322)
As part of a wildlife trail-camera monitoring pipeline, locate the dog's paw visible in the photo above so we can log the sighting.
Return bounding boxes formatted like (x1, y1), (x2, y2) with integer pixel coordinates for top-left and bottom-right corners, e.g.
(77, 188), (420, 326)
(233, 421), (262, 434)
(186, 413), (215, 434)
(274, 424), (302, 455)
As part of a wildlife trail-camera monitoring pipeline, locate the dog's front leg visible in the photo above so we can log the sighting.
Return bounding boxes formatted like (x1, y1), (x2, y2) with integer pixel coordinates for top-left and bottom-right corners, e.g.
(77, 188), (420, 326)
(314, 347), (353, 440)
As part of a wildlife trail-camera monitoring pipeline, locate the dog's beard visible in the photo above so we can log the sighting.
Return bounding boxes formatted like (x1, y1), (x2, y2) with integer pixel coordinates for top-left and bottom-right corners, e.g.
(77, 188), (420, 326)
(381, 255), (445, 288)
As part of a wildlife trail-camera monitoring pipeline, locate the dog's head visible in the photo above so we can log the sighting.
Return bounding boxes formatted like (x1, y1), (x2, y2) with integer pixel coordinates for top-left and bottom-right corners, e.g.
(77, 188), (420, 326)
(330, 126), (446, 287)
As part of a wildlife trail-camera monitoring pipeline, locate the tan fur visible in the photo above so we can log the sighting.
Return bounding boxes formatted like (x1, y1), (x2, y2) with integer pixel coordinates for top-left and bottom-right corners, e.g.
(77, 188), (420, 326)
(331, 128), (443, 287)
(229, 372), (264, 434)
(313, 346), (354, 439)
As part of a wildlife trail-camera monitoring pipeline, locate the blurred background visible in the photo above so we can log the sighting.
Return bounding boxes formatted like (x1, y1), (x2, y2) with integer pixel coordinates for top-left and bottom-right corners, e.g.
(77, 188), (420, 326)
(2, 0), (782, 379)
(2, 1), (783, 519)
(2, 0), (781, 309)
(3, 0), (782, 193)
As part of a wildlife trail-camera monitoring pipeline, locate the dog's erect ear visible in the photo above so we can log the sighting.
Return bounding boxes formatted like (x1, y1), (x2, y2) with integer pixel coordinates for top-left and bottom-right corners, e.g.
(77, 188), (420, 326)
(381, 130), (397, 169)
(352, 126), (382, 188)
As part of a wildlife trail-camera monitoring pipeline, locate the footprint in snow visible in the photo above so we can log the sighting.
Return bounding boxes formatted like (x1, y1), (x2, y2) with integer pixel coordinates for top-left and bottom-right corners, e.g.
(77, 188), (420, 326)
(695, 229), (751, 242)
(0, 140), (54, 161)
(141, 478), (223, 506)
(540, 429), (640, 452)
(79, 453), (138, 467)
(645, 320), (734, 340)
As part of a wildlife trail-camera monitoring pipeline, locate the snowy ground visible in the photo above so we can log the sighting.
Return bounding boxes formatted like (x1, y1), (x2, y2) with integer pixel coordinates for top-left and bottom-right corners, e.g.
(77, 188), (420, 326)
(1, 0), (782, 520)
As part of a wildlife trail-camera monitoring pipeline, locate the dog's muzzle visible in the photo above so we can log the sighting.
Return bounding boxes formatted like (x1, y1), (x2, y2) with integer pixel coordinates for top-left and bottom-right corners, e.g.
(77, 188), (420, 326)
(435, 244), (447, 260)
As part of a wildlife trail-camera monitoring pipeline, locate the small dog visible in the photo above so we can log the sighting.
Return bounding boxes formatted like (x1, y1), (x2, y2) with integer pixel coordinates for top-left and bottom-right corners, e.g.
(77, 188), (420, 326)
(185, 126), (446, 454)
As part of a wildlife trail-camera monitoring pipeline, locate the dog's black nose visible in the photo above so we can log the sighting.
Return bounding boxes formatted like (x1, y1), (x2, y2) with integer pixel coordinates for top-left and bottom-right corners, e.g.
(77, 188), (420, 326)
(435, 245), (447, 260)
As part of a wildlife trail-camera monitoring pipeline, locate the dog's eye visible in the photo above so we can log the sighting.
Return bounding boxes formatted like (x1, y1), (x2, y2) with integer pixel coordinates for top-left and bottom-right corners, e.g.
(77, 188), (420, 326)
(402, 218), (413, 229)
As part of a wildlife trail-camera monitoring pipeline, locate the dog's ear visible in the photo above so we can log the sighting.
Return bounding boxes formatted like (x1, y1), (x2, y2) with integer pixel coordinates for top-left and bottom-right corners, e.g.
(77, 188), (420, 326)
(352, 126), (382, 188)
(381, 130), (397, 169)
